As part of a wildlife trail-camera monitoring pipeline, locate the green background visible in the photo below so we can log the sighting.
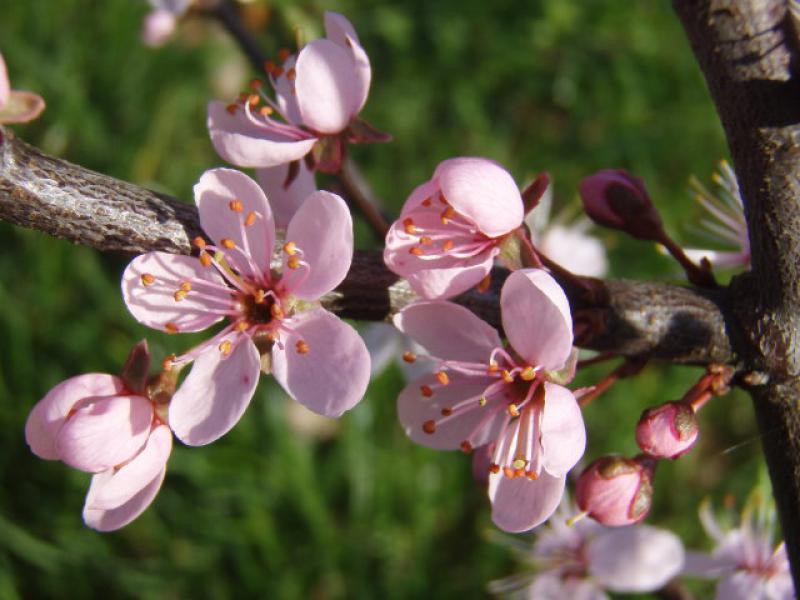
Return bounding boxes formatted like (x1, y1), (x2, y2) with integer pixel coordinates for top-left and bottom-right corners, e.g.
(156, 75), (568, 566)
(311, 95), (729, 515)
(0, 1), (765, 598)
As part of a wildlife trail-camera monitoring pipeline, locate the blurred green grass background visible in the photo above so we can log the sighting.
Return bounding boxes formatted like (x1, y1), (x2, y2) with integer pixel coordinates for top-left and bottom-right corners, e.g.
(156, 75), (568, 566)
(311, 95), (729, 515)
(0, 1), (765, 598)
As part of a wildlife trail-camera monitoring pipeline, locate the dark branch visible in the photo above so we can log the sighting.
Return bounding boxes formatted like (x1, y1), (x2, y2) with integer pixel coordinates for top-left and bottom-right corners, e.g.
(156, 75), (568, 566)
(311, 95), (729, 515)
(0, 126), (736, 366)
(673, 0), (800, 589)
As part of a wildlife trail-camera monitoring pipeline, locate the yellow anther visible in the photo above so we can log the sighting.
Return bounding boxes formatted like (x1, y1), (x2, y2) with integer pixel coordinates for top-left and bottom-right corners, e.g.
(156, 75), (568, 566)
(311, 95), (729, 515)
(420, 385), (434, 397)
(259, 106), (274, 117)
(520, 366), (537, 381)
(295, 340), (310, 354)
(422, 420), (436, 434)
(440, 206), (456, 225)
(141, 273), (155, 286)
(402, 351), (417, 363)
(435, 371), (450, 385)
(271, 304), (284, 319)
(162, 354), (176, 371)
(503, 467), (517, 479)
(180, 281), (192, 292)
(403, 217), (418, 234)
(502, 369), (514, 383)
(442, 239), (454, 252)
(512, 458), (527, 470)
(165, 322), (179, 334)
(409, 246), (424, 256)
(221, 238), (236, 250)
(245, 211), (258, 226)
(247, 94), (260, 108)
(235, 320), (251, 332)
(283, 241), (298, 255)
(219, 340), (232, 356)
(173, 290), (188, 302)
(487, 361), (499, 374)
(229, 199), (244, 213)
(287, 255), (302, 270)
(193, 236), (207, 249)
(254, 289), (267, 304)
(478, 396), (487, 407)
(199, 252), (212, 267)
(507, 403), (520, 417)
(419, 236), (433, 245)
(527, 470), (540, 481)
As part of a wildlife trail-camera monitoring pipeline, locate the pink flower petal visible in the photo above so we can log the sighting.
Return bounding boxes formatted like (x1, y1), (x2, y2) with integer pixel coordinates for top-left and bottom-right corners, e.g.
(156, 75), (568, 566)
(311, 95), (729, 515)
(122, 252), (230, 334)
(294, 39), (360, 134)
(25, 374), (125, 460)
(397, 179), (440, 217)
(83, 464), (166, 532)
(88, 424), (172, 510)
(0, 90), (45, 124)
(397, 373), (503, 450)
(271, 309), (369, 417)
(540, 224), (608, 278)
(281, 191), (353, 299)
(274, 55), (302, 125)
(683, 248), (750, 269)
(55, 395), (153, 473)
(501, 269), (573, 370)
(169, 336), (261, 446)
(528, 574), (608, 600)
(434, 157), (524, 238)
(488, 471), (566, 533)
(0, 53), (9, 108)
(195, 168), (275, 276)
(393, 301), (500, 363)
(256, 161), (316, 230)
(715, 572), (764, 600)
(588, 525), (684, 593)
(324, 12), (371, 114)
(681, 551), (735, 578)
(207, 101), (317, 168)
(540, 383), (585, 477)
(141, 9), (177, 47)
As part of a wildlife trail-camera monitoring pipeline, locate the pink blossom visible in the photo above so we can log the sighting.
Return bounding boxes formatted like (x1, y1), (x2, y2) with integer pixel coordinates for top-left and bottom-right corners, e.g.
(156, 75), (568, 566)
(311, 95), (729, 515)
(256, 160), (317, 230)
(395, 268), (584, 532)
(636, 400), (699, 459)
(684, 160), (750, 269)
(0, 52), (45, 124)
(122, 168), (370, 446)
(25, 372), (171, 531)
(489, 499), (685, 599)
(575, 455), (655, 527)
(208, 12), (384, 174)
(385, 157), (525, 300)
(684, 498), (794, 600)
(524, 180), (608, 278)
(141, 0), (191, 47)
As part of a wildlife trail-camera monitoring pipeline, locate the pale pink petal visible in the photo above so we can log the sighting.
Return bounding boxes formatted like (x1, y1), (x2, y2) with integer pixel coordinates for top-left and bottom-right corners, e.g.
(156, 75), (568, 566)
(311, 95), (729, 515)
(281, 191), (352, 299)
(764, 572), (794, 600)
(274, 55), (302, 125)
(528, 574), (609, 600)
(540, 224), (608, 278)
(88, 424), (172, 510)
(271, 309), (369, 417)
(0, 90), (46, 124)
(0, 54), (9, 108)
(294, 39), (360, 134)
(207, 101), (317, 168)
(195, 168), (275, 275)
(434, 157), (524, 238)
(141, 9), (177, 47)
(393, 301), (501, 362)
(540, 383), (585, 477)
(716, 572), (766, 600)
(682, 551), (735, 578)
(83, 464), (166, 532)
(55, 395), (152, 473)
(684, 248), (750, 269)
(501, 269), (573, 370)
(398, 179), (440, 217)
(362, 322), (401, 376)
(324, 12), (371, 113)
(25, 374), (124, 460)
(169, 337), (261, 446)
(488, 471), (566, 533)
(256, 161), (316, 230)
(398, 373), (504, 450)
(122, 252), (230, 333)
(588, 525), (685, 593)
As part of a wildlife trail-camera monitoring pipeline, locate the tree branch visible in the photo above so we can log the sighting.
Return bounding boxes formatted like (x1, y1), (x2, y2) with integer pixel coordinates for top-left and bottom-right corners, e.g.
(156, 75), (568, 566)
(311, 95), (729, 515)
(0, 126), (736, 366)
(673, 0), (800, 589)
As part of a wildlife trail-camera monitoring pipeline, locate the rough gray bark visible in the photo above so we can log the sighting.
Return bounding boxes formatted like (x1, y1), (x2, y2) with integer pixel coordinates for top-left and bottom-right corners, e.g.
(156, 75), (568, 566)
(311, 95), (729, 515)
(0, 125), (736, 364)
(673, 0), (800, 590)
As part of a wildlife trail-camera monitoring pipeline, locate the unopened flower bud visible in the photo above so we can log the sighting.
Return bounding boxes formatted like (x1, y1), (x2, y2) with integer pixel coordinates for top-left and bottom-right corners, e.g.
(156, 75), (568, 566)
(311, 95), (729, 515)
(579, 169), (664, 241)
(636, 401), (699, 459)
(575, 455), (656, 526)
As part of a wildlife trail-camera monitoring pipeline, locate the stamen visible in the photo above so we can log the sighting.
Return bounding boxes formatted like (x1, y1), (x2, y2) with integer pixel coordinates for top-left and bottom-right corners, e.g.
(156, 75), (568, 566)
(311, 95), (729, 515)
(229, 199), (244, 212)
(235, 320), (251, 333)
(271, 304), (285, 319)
(502, 369), (515, 383)
(199, 252), (213, 267)
(286, 68), (296, 81)
(278, 48), (291, 62)
(477, 274), (491, 293)
(487, 362), (499, 375)
(442, 239), (454, 252)
(247, 94), (260, 108)
(259, 106), (273, 117)
(420, 236), (433, 245)
(180, 281), (192, 292)
(245, 211), (258, 226)
(441, 407), (453, 416)
(489, 463), (500, 474)
(403, 217), (418, 234)
(283, 241), (298, 255)
(435, 371), (450, 385)
(165, 322), (179, 334)
(254, 289), (267, 304)
(141, 273), (155, 286)
(520, 366), (537, 381)
(479, 396), (487, 406)
(402, 351), (416, 363)
(264, 60), (278, 75)
(249, 78), (262, 90)
(295, 340), (310, 354)
(226, 103), (238, 115)
(460, 441), (473, 453)
(503, 467), (516, 479)
(287, 255), (302, 269)
(422, 198), (432, 207)
(526, 470), (539, 480)
(512, 458), (527, 470)
(507, 403), (520, 417)
(162, 354), (176, 370)
(173, 290), (188, 302)
(193, 236), (207, 249)
(422, 420), (437, 434)
(219, 340), (232, 356)
(409, 246), (424, 256)
(440, 206), (456, 225)
(420, 385), (434, 397)
(221, 238), (237, 250)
